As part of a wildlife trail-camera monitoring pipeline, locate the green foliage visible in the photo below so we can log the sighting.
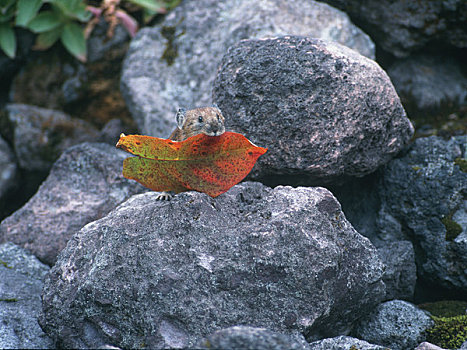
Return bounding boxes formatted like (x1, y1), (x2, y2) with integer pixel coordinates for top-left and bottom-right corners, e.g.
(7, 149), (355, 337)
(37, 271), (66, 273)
(0, 0), (89, 61)
(0, 0), (181, 61)
(442, 215), (463, 241)
(426, 315), (467, 349)
(454, 157), (467, 172)
(419, 300), (467, 318)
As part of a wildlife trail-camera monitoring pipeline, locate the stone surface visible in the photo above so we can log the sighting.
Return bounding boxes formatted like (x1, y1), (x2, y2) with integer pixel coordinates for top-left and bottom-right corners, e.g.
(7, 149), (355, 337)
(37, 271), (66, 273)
(10, 24), (132, 129)
(40, 182), (385, 348)
(320, 0), (467, 57)
(378, 136), (467, 291)
(0, 242), (53, 349)
(415, 342), (446, 350)
(461, 340), (467, 350)
(2, 103), (99, 172)
(387, 55), (467, 119)
(87, 20), (130, 63)
(0, 142), (145, 265)
(308, 335), (388, 350)
(353, 300), (434, 350)
(0, 136), (17, 199)
(198, 326), (310, 350)
(377, 241), (416, 301)
(213, 36), (413, 183)
(120, 0), (375, 138)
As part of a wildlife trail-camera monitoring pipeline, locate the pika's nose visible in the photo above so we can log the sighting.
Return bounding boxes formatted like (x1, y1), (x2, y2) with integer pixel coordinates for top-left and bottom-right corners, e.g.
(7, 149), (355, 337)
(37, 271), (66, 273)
(210, 124), (219, 133)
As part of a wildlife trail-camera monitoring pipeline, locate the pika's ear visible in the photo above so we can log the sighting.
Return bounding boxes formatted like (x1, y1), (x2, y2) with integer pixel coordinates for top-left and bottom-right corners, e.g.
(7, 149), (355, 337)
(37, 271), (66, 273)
(176, 108), (186, 129)
(212, 103), (221, 113)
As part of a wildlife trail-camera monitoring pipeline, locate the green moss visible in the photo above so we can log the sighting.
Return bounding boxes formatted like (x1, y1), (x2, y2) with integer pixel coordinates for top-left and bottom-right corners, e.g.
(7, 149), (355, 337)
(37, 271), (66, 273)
(0, 298), (18, 302)
(0, 259), (12, 269)
(426, 315), (467, 349)
(419, 300), (467, 318)
(349, 346), (359, 350)
(411, 166), (421, 171)
(442, 216), (463, 241)
(454, 157), (467, 173)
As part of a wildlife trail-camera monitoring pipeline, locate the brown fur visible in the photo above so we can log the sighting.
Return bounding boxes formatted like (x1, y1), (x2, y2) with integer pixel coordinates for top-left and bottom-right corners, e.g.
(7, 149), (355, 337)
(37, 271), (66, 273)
(169, 106), (225, 141)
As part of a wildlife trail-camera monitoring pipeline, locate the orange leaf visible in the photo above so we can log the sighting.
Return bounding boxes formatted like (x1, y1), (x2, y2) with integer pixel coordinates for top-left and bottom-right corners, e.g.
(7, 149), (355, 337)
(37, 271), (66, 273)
(116, 132), (267, 197)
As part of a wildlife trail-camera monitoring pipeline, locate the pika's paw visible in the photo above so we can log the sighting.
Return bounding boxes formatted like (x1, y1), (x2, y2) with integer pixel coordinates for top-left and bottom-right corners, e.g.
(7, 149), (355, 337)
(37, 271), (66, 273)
(156, 191), (173, 201)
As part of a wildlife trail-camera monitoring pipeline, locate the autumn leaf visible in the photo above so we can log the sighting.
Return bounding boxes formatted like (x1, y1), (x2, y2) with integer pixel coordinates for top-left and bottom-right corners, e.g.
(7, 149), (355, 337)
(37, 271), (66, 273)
(116, 132), (267, 197)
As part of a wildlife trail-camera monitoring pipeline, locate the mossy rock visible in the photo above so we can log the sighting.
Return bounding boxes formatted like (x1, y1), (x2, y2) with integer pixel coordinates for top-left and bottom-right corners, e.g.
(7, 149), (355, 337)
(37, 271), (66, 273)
(426, 315), (467, 349)
(419, 300), (467, 318)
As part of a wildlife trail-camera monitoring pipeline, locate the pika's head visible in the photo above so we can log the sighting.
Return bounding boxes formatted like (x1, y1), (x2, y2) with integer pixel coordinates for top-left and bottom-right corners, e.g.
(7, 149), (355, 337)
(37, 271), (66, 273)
(176, 105), (225, 137)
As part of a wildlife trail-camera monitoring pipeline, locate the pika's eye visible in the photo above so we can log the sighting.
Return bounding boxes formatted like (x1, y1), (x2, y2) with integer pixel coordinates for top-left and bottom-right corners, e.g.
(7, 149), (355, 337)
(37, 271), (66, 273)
(198, 116), (204, 123)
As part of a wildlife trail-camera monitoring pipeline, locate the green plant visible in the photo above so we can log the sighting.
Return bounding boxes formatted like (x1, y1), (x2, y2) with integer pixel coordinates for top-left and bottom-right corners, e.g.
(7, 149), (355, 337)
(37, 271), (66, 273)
(426, 315), (467, 349)
(0, 0), (181, 62)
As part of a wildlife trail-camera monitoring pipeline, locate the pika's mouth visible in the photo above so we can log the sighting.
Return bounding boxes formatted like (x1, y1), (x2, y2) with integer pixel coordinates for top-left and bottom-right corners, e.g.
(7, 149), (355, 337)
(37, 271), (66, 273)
(204, 126), (225, 137)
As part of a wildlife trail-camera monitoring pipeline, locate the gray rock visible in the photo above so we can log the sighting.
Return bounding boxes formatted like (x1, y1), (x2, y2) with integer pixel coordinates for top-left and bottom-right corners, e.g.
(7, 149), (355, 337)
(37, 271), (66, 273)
(3, 104), (99, 172)
(461, 340), (467, 350)
(120, 0), (375, 138)
(387, 55), (467, 119)
(39, 182), (385, 348)
(319, 0), (467, 57)
(0, 142), (145, 265)
(353, 300), (434, 350)
(378, 241), (416, 301)
(213, 36), (413, 183)
(415, 342), (446, 350)
(308, 335), (388, 350)
(0, 136), (17, 199)
(0, 242), (53, 349)
(378, 136), (467, 291)
(87, 19), (130, 63)
(98, 119), (125, 145)
(198, 326), (310, 350)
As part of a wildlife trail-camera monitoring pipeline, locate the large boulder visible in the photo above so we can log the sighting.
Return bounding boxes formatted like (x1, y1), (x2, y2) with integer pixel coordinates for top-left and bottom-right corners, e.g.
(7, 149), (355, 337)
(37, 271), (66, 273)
(40, 182), (385, 348)
(198, 326), (310, 350)
(213, 36), (414, 184)
(1, 104), (99, 172)
(0, 242), (53, 349)
(378, 136), (467, 292)
(120, 0), (375, 138)
(308, 335), (387, 350)
(319, 0), (467, 57)
(387, 54), (467, 121)
(353, 300), (434, 350)
(377, 241), (416, 301)
(0, 136), (17, 200)
(0, 143), (145, 265)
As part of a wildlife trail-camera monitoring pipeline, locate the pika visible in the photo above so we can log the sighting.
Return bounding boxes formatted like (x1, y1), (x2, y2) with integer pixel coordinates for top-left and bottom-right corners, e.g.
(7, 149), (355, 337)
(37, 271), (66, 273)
(169, 105), (225, 141)
(156, 105), (226, 200)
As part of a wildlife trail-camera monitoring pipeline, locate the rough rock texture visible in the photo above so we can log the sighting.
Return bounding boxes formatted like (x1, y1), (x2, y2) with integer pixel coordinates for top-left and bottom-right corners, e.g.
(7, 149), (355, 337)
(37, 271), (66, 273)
(86, 20), (130, 63)
(378, 136), (467, 291)
(198, 326), (310, 350)
(0, 142), (145, 265)
(0, 242), (53, 349)
(377, 241), (416, 301)
(461, 340), (467, 350)
(213, 36), (414, 183)
(120, 0), (375, 138)
(387, 55), (467, 119)
(415, 342), (446, 350)
(9, 22), (132, 129)
(320, 0), (467, 57)
(2, 103), (99, 172)
(40, 182), (385, 348)
(353, 300), (434, 350)
(308, 335), (387, 350)
(0, 136), (17, 199)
